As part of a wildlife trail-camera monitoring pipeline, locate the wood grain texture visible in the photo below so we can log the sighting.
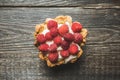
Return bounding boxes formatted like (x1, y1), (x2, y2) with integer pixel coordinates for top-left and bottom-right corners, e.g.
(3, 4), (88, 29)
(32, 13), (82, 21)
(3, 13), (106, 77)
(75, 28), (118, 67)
(0, 7), (120, 80)
(0, 0), (120, 7)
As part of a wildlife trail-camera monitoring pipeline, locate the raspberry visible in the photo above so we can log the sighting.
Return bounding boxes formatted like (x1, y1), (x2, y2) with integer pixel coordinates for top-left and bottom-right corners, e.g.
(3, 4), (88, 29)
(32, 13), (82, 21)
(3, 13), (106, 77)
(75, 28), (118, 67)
(54, 36), (62, 45)
(58, 24), (69, 35)
(45, 32), (52, 40)
(60, 50), (69, 58)
(74, 33), (83, 43)
(47, 20), (58, 29)
(50, 28), (58, 37)
(48, 52), (58, 63)
(38, 44), (49, 52)
(49, 43), (57, 52)
(61, 40), (70, 50)
(69, 44), (78, 55)
(37, 34), (46, 43)
(63, 33), (74, 42)
(72, 22), (82, 32)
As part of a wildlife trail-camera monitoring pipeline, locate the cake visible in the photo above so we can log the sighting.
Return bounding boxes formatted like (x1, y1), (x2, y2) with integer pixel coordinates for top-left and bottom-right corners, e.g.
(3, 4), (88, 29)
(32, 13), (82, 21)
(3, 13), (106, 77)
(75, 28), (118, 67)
(34, 15), (88, 67)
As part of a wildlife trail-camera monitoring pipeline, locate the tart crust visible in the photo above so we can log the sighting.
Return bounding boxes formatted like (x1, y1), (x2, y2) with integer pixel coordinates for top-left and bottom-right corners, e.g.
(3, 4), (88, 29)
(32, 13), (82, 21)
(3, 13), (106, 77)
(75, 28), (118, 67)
(34, 15), (88, 67)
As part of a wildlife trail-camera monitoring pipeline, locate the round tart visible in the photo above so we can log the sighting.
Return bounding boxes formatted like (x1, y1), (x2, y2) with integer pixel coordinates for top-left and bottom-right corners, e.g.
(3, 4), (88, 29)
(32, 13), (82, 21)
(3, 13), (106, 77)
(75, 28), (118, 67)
(34, 15), (88, 67)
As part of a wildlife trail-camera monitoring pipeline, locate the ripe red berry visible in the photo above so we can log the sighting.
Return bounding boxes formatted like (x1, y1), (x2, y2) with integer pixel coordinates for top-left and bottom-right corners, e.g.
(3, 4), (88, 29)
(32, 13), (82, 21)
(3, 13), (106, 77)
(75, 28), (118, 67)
(49, 43), (57, 52)
(58, 24), (69, 35)
(48, 52), (58, 63)
(74, 33), (83, 43)
(61, 40), (70, 50)
(45, 32), (52, 40)
(37, 34), (46, 43)
(54, 36), (62, 45)
(72, 22), (82, 32)
(63, 33), (74, 42)
(38, 44), (49, 52)
(69, 44), (78, 55)
(47, 20), (58, 29)
(60, 50), (69, 58)
(50, 28), (58, 37)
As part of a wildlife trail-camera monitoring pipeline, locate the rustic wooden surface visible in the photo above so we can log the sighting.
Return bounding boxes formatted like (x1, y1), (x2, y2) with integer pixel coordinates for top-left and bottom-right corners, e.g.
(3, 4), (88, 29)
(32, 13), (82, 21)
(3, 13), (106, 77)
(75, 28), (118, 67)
(0, 0), (120, 80)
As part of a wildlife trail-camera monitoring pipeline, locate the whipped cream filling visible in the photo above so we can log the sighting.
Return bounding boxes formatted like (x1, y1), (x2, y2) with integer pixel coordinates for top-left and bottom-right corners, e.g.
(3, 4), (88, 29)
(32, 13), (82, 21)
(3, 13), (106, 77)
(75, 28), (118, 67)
(41, 29), (49, 35)
(58, 24), (63, 28)
(65, 55), (77, 64)
(46, 41), (54, 46)
(75, 43), (80, 50)
(42, 21), (81, 63)
(65, 22), (74, 34)
(58, 51), (63, 61)
(57, 46), (63, 51)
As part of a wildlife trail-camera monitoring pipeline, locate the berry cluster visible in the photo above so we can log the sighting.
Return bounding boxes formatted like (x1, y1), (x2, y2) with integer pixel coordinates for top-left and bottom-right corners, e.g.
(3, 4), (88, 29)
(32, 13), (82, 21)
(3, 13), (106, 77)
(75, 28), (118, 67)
(36, 20), (83, 63)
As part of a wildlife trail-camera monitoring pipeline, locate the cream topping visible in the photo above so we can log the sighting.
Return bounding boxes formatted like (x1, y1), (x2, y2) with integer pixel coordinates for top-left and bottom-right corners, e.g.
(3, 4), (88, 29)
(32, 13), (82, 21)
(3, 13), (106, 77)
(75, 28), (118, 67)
(58, 24), (63, 28)
(58, 51), (63, 61)
(41, 29), (49, 35)
(65, 55), (77, 64)
(57, 46), (63, 51)
(46, 41), (54, 46)
(65, 22), (74, 34)
(77, 44), (80, 50)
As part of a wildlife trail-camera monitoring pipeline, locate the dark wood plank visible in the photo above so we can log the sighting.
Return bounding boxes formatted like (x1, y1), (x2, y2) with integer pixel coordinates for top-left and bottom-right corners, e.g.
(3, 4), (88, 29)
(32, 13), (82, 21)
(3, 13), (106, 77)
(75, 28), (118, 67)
(0, 0), (120, 7)
(0, 8), (120, 80)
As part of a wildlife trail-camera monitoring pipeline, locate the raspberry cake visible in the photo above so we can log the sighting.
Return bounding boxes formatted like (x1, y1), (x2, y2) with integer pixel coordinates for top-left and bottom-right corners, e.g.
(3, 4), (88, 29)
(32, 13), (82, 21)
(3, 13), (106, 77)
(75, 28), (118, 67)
(34, 15), (88, 67)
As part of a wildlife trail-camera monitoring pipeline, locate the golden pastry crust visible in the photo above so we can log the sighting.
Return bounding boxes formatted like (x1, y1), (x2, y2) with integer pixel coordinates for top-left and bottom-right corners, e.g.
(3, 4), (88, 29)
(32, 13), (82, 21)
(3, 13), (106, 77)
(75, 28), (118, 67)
(34, 15), (88, 67)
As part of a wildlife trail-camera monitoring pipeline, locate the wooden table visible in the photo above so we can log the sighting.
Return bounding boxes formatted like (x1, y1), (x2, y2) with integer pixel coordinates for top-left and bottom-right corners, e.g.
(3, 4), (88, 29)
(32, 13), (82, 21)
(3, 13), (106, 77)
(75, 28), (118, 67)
(0, 0), (120, 80)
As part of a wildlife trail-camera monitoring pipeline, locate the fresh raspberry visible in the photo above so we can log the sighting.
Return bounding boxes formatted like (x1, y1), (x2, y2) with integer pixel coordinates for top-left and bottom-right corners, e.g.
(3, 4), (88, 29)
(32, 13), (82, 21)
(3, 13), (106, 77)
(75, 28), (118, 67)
(50, 28), (58, 37)
(58, 24), (69, 35)
(38, 44), (49, 52)
(61, 40), (70, 50)
(47, 20), (58, 29)
(74, 33), (83, 43)
(72, 22), (82, 32)
(45, 32), (52, 40)
(49, 43), (57, 52)
(37, 34), (46, 43)
(63, 33), (74, 42)
(69, 44), (78, 55)
(48, 52), (58, 63)
(60, 50), (69, 58)
(54, 36), (62, 45)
